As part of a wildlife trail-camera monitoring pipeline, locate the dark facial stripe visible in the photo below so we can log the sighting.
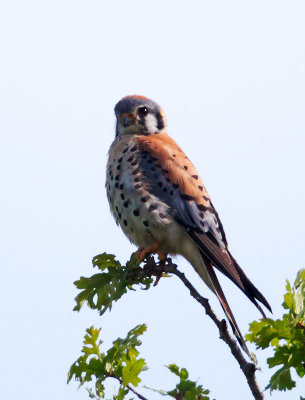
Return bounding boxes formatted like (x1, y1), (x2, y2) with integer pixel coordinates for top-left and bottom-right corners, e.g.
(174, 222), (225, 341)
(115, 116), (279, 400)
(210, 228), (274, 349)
(155, 111), (165, 130)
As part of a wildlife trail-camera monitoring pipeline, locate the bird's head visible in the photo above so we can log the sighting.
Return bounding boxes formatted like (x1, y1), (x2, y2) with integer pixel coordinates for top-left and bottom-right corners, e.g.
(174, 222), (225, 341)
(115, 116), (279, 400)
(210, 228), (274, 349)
(114, 95), (166, 137)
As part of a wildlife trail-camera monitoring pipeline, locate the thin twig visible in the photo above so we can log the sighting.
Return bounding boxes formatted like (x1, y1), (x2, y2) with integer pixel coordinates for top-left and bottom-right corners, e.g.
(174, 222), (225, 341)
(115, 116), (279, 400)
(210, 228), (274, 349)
(138, 256), (264, 400)
(126, 384), (149, 400)
(109, 375), (149, 400)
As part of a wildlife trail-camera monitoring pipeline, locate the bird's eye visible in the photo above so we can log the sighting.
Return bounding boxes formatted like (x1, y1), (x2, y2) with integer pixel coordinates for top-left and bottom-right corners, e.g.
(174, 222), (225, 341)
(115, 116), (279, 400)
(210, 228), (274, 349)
(137, 106), (148, 116)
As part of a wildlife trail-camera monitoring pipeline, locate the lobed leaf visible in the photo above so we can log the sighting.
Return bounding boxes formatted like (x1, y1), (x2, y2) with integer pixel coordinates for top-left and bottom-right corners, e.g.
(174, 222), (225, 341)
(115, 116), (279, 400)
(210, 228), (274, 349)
(74, 253), (154, 315)
(166, 365), (212, 400)
(246, 269), (305, 393)
(68, 324), (147, 399)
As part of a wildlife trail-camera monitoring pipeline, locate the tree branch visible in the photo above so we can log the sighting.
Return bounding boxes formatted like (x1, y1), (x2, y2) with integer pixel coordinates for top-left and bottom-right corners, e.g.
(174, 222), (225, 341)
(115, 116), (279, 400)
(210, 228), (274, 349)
(109, 375), (149, 400)
(133, 256), (264, 400)
(125, 383), (148, 400)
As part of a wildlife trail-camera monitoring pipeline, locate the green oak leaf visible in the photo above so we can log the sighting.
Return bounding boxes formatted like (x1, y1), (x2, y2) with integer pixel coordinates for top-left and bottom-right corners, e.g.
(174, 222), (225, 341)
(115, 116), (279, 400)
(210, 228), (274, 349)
(247, 268), (305, 393)
(92, 253), (121, 270)
(122, 356), (146, 387)
(266, 367), (296, 391)
(68, 324), (147, 399)
(73, 253), (153, 315)
(166, 365), (211, 399)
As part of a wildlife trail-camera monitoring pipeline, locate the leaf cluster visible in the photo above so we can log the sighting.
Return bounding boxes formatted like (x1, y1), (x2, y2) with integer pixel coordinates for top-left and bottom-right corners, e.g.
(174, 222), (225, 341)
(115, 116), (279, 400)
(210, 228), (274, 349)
(69, 253), (214, 400)
(74, 253), (153, 315)
(246, 269), (305, 392)
(68, 324), (212, 400)
(167, 364), (212, 400)
(68, 324), (147, 399)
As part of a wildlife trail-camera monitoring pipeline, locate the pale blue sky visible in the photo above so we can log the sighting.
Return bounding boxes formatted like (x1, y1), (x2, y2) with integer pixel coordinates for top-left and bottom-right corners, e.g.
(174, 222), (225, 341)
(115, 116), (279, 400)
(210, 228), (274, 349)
(1, 1), (305, 399)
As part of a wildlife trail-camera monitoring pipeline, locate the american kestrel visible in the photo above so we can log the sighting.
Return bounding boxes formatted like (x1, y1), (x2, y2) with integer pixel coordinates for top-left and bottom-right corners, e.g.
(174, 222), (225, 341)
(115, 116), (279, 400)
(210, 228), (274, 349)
(106, 95), (271, 355)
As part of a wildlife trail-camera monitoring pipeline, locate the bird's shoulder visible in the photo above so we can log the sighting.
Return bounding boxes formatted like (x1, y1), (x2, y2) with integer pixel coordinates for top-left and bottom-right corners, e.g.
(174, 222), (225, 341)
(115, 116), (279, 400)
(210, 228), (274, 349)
(135, 133), (228, 248)
(136, 133), (211, 206)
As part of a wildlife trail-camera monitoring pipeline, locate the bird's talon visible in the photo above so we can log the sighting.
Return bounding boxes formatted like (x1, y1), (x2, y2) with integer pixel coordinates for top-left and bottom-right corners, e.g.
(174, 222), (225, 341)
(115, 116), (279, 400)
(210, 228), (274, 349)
(136, 248), (144, 263)
(136, 243), (165, 264)
(153, 275), (162, 286)
(157, 250), (167, 263)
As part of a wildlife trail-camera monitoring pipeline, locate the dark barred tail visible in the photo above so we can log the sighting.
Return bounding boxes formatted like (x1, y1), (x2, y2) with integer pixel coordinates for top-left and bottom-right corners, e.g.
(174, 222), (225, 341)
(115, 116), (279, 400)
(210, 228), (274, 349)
(202, 254), (251, 358)
(228, 251), (272, 318)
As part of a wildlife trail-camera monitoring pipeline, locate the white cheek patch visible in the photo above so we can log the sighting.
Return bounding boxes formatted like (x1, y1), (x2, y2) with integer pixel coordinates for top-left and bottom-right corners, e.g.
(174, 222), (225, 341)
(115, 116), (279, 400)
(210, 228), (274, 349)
(144, 114), (158, 133)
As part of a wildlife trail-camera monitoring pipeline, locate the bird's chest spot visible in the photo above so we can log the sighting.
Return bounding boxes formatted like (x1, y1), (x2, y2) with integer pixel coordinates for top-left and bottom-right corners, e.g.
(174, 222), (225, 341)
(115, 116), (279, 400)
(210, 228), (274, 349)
(106, 142), (172, 246)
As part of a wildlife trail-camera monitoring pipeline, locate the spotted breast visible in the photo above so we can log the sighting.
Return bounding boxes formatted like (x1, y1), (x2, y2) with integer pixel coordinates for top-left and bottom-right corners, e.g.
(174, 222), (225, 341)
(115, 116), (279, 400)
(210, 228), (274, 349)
(106, 130), (227, 258)
(106, 134), (179, 254)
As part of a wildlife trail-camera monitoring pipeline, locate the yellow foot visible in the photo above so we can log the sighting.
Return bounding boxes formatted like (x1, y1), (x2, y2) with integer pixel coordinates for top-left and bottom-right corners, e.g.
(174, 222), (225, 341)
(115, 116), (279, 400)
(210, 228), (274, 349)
(136, 243), (167, 264)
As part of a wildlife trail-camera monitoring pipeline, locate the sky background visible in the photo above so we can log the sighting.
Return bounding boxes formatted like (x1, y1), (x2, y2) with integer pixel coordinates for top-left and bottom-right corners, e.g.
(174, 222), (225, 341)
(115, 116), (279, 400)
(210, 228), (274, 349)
(1, 1), (305, 399)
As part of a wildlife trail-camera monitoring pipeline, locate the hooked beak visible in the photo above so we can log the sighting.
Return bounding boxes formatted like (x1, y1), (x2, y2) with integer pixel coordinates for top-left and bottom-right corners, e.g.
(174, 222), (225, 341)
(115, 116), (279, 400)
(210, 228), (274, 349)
(122, 113), (135, 128)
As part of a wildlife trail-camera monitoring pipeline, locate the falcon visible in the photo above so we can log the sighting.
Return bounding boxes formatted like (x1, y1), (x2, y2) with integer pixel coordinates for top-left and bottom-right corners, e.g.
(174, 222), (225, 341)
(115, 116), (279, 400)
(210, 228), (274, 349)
(106, 95), (271, 355)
